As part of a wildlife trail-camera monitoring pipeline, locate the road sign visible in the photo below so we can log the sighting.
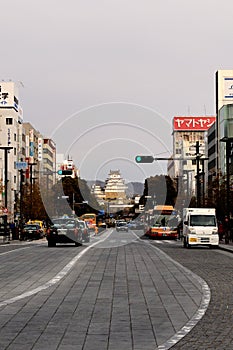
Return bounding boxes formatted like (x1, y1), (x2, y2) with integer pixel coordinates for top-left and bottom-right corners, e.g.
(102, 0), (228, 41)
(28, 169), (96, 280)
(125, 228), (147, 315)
(15, 161), (28, 169)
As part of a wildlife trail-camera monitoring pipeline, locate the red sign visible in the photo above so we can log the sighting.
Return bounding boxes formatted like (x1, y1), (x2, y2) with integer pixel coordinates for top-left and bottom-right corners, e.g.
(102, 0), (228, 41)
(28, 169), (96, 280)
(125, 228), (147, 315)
(173, 116), (216, 131)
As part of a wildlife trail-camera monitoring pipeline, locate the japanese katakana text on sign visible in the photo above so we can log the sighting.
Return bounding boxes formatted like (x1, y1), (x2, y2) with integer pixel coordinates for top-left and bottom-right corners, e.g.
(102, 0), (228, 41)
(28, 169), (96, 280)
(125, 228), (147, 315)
(173, 116), (216, 131)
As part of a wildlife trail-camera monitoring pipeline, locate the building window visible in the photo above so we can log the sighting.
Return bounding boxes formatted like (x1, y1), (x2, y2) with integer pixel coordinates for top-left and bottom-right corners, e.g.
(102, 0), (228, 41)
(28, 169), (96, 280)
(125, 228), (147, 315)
(6, 118), (13, 125)
(208, 145), (216, 157)
(14, 133), (17, 141)
(14, 176), (16, 184)
(14, 148), (16, 156)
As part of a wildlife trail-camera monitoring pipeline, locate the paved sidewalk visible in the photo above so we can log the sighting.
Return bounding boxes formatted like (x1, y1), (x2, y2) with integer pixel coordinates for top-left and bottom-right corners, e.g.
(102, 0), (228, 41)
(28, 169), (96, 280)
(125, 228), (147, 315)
(218, 240), (233, 252)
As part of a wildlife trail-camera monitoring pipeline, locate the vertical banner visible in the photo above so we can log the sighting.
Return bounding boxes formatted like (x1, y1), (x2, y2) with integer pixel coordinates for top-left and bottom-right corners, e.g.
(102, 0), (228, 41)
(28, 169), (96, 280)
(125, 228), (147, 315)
(29, 129), (34, 163)
(38, 137), (43, 161)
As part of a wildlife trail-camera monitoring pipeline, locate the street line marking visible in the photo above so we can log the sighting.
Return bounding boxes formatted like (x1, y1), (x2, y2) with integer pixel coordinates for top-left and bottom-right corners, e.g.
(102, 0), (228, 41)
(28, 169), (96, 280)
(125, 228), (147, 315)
(144, 242), (211, 350)
(0, 246), (32, 256)
(0, 229), (113, 308)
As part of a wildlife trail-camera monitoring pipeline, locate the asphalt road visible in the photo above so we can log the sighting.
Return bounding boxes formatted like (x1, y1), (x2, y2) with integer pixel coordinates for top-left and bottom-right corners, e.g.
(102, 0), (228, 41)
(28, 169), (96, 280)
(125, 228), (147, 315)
(0, 230), (232, 349)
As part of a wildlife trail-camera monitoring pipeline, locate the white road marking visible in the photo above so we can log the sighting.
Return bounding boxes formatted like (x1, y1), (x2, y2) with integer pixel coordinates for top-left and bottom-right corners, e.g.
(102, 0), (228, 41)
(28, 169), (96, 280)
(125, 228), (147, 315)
(144, 241), (211, 350)
(0, 246), (32, 256)
(0, 229), (113, 308)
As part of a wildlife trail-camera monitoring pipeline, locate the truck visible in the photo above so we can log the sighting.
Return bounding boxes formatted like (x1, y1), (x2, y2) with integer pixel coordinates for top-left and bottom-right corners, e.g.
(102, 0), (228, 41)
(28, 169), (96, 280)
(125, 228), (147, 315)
(183, 208), (219, 248)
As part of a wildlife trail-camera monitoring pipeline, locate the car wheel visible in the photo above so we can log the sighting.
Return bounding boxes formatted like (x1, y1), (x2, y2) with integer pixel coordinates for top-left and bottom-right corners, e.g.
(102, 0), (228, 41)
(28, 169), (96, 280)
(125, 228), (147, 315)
(48, 241), (56, 247)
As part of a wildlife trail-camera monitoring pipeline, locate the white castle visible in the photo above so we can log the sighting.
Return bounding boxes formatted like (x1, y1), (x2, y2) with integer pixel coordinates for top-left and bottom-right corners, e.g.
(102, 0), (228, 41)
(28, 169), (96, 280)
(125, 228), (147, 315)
(104, 170), (128, 201)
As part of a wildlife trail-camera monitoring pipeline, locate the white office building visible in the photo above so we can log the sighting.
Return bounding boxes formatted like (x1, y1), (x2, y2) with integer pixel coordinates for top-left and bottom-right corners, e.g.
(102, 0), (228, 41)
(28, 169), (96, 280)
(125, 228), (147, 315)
(0, 81), (24, 221)
(168, 116), (216, 200)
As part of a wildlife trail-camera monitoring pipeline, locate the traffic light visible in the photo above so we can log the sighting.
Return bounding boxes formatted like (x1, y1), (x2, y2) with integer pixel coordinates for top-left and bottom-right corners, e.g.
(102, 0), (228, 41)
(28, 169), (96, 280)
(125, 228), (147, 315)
(57, 170), (73, 175)
(135, 155), (154, 163)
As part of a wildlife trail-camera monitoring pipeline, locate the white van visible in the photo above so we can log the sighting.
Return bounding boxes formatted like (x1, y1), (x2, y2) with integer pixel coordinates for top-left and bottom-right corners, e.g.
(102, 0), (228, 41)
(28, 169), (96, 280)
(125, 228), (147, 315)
(183, 208), (219, 248)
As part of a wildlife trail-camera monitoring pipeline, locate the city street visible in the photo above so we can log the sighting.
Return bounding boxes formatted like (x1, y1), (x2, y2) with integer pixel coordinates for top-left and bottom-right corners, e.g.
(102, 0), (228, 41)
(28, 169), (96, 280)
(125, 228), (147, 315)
(0, 230), (232, 349)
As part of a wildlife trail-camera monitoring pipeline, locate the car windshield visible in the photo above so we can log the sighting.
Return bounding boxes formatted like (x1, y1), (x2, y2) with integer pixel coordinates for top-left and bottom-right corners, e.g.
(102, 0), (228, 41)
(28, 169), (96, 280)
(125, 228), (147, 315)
(190, 215), (216, 227)
(24, 225), (39, 230)
(52, 219), (76, 228)
(117, 222), (127, 227)
(78, 222), (85, 229)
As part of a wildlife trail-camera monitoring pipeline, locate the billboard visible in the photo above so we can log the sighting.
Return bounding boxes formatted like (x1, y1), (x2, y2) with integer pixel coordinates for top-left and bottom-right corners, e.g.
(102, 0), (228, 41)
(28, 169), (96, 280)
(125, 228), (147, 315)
(38, 137), (43, 161)
(173, 116), (216, 131)
(0, 82), (19, 111)
(224, 77), (233, 99)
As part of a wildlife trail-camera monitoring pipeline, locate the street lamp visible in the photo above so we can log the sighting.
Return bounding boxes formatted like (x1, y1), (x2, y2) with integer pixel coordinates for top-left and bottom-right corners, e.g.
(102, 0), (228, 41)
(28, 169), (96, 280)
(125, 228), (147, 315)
(220, 137), (233, 222)
(0, 146), (13, 238)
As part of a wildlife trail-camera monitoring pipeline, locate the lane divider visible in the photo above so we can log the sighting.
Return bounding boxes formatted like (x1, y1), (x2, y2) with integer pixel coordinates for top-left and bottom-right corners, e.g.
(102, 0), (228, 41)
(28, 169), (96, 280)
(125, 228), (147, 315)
(142, 241), (211, 350)
(0, 229), (113, 308)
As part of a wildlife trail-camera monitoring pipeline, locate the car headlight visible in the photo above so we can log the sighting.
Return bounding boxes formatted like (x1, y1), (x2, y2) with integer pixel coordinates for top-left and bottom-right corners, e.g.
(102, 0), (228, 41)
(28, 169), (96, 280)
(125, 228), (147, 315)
(212, 230), (218, 235)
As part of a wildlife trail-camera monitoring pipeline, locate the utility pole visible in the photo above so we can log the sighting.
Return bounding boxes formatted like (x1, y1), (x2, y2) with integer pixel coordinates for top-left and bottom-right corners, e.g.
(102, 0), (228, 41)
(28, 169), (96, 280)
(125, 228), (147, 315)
(0, 147), (13, 238)
(28, 162), (36, 219)
(19, 169), (24, 227)
(195, 141), (201, 207)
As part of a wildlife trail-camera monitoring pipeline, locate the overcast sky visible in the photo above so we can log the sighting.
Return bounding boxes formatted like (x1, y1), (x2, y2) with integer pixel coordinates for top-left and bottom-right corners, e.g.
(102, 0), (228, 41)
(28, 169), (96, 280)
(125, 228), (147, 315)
(2, 0), (233, 182)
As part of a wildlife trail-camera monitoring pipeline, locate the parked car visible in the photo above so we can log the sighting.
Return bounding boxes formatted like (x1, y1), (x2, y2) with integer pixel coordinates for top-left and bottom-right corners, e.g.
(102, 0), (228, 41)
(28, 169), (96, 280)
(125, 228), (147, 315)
(98, 222), (107, 232)
(20, 224), (44, 240)
(0, 223), (10, 236)
(78, 220), (90, 243)
(116, 221), (129, 232)
(45, 217), (83, 247)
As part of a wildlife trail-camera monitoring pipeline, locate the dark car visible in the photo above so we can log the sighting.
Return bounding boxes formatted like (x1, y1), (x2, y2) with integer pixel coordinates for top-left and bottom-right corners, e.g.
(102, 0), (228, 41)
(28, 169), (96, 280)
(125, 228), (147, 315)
(116, 221), (128, 232)
(20, 224), (44, 241)
(46, 218), (83, 247)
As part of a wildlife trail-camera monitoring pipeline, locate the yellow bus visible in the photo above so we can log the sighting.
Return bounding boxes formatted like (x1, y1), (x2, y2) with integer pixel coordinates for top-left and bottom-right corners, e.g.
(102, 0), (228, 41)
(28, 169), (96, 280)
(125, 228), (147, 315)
(80, 213), (97, 230)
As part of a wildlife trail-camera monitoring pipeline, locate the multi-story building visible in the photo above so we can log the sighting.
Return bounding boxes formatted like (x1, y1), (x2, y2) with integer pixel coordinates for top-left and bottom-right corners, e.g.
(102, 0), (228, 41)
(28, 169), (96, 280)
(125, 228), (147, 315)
(218, 104), (233, 177)
(41, 138), (56, 190)
(0, 81), (59, 223)
(91, 184), (105, 205)
(23, 122), (41, 184)
(0, 81), (24, 221)
(207, 123), (217, 182)
(215, 70), (233, 173)
(168, 115), (216, 201)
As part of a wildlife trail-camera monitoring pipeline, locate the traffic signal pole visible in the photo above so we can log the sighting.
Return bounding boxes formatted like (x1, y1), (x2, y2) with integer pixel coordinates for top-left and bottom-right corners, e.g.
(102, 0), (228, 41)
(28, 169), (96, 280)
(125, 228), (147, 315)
(196, 141), (201, 207)
(135, 146), (208, 208)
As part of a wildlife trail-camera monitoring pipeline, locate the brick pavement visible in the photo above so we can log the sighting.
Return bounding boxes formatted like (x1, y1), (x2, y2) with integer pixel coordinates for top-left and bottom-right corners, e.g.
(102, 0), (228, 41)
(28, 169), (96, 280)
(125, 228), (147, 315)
(0, 234), (207, 350)
(156, 242), (233, 350)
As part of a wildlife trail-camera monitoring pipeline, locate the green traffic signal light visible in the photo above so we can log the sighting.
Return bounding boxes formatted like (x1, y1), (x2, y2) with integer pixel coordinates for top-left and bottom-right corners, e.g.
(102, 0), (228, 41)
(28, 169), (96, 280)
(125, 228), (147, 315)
(135, 155), (154, 163)
(57, 170), (73, 175)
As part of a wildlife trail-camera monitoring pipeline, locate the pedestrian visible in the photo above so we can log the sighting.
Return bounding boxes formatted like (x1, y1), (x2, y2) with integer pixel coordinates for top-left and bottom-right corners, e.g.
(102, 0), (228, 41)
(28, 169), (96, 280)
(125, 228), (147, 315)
(224, 216), (230, 244)
(218, 221), (224, 241)
(95, 225), (98, 235)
